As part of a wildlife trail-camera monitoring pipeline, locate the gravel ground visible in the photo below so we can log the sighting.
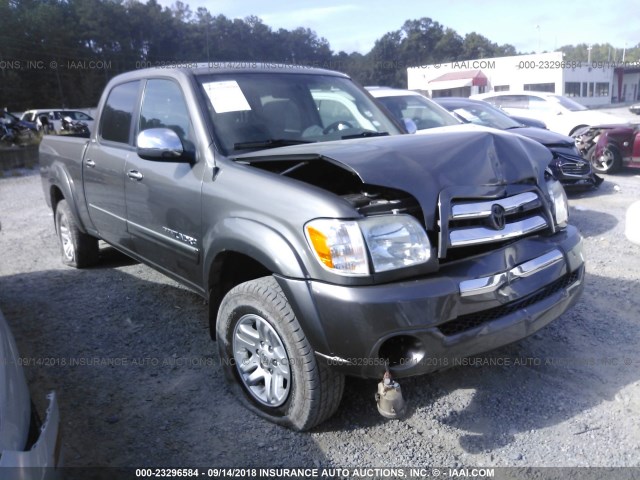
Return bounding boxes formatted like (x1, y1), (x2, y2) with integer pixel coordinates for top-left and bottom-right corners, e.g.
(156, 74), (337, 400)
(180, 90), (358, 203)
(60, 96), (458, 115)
(1, 163), (640, 476)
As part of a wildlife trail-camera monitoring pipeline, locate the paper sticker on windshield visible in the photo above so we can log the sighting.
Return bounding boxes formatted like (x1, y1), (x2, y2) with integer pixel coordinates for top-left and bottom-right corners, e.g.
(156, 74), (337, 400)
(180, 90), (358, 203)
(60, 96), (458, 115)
(203, 81), (251, 113)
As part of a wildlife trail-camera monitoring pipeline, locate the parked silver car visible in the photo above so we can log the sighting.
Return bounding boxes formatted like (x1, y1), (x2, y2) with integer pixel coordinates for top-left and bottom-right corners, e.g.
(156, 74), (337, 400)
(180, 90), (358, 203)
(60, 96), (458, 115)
(0, 306), (61, 477)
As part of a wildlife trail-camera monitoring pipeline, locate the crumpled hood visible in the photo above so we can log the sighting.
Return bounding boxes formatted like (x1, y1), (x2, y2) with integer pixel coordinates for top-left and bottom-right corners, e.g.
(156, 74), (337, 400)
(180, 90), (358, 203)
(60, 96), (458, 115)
(236, 125), (551, 223)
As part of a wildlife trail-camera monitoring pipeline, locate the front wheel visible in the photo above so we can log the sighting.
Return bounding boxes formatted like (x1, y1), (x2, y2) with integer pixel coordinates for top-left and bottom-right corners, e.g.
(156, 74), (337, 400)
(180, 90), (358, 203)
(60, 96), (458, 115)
(588, 145), (622, 174)
(216, 276), (344, 430)
(55, 199), (99, 268)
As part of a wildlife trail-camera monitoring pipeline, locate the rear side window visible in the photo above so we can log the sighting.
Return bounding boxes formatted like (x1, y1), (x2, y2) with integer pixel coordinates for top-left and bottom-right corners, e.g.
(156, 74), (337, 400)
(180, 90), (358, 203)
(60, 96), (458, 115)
(100, 81), (140, 144)
(485, 95), (528, 109)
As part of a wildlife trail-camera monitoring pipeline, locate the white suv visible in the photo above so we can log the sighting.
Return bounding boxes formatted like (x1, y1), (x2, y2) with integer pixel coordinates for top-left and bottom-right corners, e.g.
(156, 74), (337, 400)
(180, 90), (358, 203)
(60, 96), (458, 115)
(470, 91), (626, 136)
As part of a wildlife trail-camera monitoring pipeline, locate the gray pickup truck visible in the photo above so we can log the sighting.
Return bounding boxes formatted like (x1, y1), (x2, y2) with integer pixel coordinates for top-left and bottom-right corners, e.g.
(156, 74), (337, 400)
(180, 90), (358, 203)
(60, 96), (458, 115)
(39, 64), (585, 430)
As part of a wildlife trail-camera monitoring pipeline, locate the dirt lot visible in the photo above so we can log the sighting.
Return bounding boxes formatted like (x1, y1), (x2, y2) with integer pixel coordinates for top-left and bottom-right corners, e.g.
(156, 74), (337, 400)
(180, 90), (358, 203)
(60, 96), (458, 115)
(1, 167), (640, 475)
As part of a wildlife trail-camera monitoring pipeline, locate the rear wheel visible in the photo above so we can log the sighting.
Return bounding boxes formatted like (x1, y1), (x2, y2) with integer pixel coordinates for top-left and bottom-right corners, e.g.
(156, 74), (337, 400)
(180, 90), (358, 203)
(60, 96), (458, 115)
(588, 145), (622, 174)
(55, 200), (99, 268)
(216, 276), (344, 430)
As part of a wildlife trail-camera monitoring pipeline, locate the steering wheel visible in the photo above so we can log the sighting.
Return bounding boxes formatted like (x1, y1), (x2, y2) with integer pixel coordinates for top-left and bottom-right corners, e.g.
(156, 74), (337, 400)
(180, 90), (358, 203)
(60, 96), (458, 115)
(323, 120), (354, 134)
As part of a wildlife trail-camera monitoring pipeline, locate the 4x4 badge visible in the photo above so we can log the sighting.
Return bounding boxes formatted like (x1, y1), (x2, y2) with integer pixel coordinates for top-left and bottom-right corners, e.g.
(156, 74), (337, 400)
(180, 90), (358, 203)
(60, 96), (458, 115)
(489, 204), (506, 230)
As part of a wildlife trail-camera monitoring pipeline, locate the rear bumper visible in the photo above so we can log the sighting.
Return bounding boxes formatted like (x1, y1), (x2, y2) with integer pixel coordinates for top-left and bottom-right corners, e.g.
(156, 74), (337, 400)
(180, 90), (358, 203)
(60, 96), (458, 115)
(279, 226), (584, 379)
(0, 392), (62, 478)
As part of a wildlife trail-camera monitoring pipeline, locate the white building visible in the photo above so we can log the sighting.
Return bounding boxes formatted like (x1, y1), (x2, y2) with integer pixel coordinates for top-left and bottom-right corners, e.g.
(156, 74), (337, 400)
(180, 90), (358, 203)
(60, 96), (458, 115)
(407, 51), (640, 107)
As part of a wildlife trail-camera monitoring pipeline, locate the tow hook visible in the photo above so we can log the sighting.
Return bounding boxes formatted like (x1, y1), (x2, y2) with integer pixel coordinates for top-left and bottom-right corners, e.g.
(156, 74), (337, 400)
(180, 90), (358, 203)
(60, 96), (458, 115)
(375, 368), (406, 419)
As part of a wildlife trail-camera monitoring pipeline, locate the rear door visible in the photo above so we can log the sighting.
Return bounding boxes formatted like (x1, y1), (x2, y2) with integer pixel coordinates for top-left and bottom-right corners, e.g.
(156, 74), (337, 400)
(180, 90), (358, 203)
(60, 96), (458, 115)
(83, 80), (141, 249)
(124, 78), (204, 288)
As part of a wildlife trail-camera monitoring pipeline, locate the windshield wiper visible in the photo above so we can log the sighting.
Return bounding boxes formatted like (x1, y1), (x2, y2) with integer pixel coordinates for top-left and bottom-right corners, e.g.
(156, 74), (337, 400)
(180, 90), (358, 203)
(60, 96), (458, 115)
(233, 139), (315, 150)
(341, 131), (389, 140)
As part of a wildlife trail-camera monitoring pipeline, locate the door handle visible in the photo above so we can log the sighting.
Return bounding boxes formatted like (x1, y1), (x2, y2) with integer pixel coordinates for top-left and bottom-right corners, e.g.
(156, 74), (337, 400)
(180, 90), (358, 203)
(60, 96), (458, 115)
(85, 159), (96, 168)
(127, 170), (143, 181)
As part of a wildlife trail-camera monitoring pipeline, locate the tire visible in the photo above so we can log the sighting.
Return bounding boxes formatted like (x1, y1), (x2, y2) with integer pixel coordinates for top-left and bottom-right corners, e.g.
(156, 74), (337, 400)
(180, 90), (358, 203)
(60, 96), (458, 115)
(216, 276), (344, 431)
(55, 199), (99, 268)
(588, 145), (622, 174)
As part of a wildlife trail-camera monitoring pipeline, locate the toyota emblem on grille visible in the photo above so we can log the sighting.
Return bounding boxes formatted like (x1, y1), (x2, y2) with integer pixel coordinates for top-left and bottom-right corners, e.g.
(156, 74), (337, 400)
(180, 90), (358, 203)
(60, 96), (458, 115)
(489, 204), (506, 230)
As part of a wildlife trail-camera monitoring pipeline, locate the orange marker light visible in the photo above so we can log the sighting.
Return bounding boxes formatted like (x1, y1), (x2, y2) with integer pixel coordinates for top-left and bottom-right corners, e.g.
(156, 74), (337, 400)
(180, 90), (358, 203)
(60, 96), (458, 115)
(306, 226), (334, 268)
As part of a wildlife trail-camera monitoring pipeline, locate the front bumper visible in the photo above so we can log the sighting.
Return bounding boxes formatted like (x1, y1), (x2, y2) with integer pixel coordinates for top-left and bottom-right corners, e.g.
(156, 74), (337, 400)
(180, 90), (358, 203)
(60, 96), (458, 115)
(0, 392), (62, 478)
(278, 226), (584, 379)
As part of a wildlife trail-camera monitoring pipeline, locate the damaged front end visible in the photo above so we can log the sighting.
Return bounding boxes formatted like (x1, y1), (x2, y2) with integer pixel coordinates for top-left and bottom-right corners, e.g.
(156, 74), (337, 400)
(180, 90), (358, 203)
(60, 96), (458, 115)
(550, 150), (603, 189)
(235, 129), (570, 275)
(573, 123), (640, 174)
(235, 129), (584, 381)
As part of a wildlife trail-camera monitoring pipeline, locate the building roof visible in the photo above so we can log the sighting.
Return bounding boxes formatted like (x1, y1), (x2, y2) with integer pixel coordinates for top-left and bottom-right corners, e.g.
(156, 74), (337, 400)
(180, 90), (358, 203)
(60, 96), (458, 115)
(428, 70), (488, 90)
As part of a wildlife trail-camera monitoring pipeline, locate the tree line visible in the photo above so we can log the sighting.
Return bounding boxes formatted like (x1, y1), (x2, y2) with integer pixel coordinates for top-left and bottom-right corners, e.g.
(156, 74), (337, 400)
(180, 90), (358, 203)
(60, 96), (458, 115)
(0, 0), (638, 111)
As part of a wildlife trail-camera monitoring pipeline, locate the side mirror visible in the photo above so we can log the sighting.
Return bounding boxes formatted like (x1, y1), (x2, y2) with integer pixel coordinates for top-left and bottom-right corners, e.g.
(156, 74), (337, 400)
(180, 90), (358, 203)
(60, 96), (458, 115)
(136, 128), (187, 161)
(403, 118), (418, 134)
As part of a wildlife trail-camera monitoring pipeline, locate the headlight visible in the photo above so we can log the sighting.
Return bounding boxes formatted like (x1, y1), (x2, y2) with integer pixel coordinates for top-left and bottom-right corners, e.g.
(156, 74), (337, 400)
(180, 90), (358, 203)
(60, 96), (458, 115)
(359, 215), (431, 272)
(305, 215), (431, 276)
(546, 179), (569, 228)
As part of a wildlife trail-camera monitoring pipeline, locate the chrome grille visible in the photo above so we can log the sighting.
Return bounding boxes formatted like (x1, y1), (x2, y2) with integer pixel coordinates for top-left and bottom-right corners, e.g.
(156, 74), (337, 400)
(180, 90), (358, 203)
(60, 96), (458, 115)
(440, 190), (551, 259)
(555, 152), (591, 177)
(558, 159), (591, 176)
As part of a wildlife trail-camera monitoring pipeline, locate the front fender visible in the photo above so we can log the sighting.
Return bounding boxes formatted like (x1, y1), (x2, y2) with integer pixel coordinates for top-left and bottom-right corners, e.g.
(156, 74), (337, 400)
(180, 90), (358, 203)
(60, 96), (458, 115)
(203, 217), (307, 288)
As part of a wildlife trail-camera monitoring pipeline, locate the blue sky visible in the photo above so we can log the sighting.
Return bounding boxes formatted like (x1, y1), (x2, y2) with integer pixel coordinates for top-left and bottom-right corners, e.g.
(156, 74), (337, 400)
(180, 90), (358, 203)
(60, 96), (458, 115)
(159, 0), (637, 55)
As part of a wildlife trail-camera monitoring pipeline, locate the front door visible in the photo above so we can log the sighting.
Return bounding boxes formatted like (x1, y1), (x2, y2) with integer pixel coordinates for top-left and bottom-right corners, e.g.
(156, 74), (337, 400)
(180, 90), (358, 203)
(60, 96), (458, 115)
(124, 78), (204, 289)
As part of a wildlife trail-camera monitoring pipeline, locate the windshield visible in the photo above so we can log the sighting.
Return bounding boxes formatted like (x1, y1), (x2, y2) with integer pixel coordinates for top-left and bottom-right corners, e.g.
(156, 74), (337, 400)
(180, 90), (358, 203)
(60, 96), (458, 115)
(550, 95), (587, 111)
(376, 94), (459, 130)
(197, 73), (402, 155)
(447, 102), (522, 130)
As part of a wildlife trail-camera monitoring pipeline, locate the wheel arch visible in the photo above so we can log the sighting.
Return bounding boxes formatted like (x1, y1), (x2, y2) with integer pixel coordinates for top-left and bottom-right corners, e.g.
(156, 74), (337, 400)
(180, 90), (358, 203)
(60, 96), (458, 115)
(47, 164), (90, 234)
(204, 217), (308, 339)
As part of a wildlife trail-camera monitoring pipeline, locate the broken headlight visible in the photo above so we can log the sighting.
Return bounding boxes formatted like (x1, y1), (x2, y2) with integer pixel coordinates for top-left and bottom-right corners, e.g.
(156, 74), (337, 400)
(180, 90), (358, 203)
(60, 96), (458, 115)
(305, 215), (431, 275)
(546, 179), (569, 229)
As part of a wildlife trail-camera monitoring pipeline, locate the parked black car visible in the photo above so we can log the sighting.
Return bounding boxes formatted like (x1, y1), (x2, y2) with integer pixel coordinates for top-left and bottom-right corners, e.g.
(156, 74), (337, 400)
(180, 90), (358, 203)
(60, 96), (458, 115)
(435, 97), (602, 189)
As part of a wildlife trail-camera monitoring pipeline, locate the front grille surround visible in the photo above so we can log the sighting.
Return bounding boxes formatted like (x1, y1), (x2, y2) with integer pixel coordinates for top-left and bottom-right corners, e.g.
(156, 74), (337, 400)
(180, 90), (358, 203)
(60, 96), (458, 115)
(438, 186), (553, 260)
(553, 151), (591, 177)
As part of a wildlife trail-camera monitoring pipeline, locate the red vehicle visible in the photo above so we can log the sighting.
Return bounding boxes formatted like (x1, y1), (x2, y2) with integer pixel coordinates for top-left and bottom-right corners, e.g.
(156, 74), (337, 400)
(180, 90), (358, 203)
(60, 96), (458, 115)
(574, 123), (640, 174)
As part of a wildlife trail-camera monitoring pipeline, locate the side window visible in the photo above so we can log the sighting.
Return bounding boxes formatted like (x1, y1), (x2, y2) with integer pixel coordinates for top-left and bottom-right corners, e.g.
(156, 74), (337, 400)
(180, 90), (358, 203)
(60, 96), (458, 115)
(139, 79), (193, 143)
(488, 95), (527, 109)
(527, 96), (552, 112)
(100, 81), (140, 144)
(482, 96), (501, 107)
